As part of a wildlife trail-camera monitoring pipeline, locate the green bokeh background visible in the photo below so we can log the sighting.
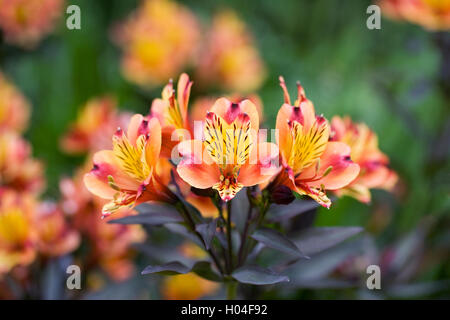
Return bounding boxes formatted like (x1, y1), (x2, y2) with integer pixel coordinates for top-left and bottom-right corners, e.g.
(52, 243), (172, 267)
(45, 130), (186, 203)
(1, 0), (449, 298)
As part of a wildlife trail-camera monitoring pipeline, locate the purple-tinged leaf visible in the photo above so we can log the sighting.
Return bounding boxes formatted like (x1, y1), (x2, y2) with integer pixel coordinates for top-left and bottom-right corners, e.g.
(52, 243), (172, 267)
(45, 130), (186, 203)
(232, 266), (289, 285)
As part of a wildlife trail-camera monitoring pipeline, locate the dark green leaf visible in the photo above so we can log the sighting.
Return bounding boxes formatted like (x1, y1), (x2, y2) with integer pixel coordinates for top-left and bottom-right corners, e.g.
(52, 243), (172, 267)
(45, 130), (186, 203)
(141, 261), (190, 276)
(164, 223), (203, 247)
(108, 204), (183, 225)
(175, 194), (205, 224)
(195, 219), (217, 250)
(251, 228), (307, 258)
(232, 266), (289, 285)
(192, 261), (222, 282)
(293, 227), (363, 256)
(267, 200), (320, 222)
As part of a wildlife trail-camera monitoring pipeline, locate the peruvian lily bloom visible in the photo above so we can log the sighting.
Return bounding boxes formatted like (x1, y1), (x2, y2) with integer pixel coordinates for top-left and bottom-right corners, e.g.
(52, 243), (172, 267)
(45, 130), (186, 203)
(84, 114), (176, 218)
(379, 0), (450, 31)
(274, 77), (360, 208)
(0, 190), (36, 275)
(330, 116), (398, 203)
(0, 0), (64, 48)
(0, 71), (30, 133)
(60, 96), (131, 154)
(196, 9), (266, 92)
(176, 98), (279, 201)
(35, 202), (80, 257)
(150, 73), (193, 158)
(0, 131), (45, 195)
(114, 0), (200, 87)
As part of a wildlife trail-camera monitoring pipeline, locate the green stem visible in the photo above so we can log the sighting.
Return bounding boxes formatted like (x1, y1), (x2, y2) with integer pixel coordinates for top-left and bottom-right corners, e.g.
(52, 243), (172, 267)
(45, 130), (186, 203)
(217, 202), (230, 272)
(242, 199), (271, 263)
(177, 202), (225, 276)
(226, 281), (238, 300)
(226, 200), (234, 272)
(237, 199), (253, 267)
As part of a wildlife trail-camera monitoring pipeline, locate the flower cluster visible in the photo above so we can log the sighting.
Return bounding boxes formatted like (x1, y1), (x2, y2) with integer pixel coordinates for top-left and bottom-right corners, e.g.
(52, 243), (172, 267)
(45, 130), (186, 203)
(0, 0), (64, 48)
(0, 72), (79, 281)
(114, 0), (266, 91)
(80, 73), (398, 298)
(379, 0), (450, 30)
(85, 73), (397, 214)
(59, 98), (147, 282)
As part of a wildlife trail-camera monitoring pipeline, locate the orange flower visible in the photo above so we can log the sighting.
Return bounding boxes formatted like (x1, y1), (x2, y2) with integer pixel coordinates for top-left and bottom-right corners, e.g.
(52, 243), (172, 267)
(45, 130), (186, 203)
(84, 114), (175, 218)
(379, 0), (450, 30)
(273, 77), (360, 208)
(196, 10), (266, 92)
(61, 163), (146, 282)
(176, 98), (279, 201)
(114, 0), (200, 87)
(0, 131), (45, 195)
(0, 190), (36, 275)
(0, 0), (64, 48)
(61, 96), (131, 154)
(330, 116), (398, 203)
(34, 202), (80, 257)
(91, 217), (145, 282)
(150, 73), (193, 158)
(0, 72), (30, 133)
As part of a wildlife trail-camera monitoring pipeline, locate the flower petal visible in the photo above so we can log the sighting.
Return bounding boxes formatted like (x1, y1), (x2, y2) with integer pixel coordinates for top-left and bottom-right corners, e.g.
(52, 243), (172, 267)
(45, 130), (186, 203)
(275, 103), (294, 164)
(145, 117), (162, 169)
(210, 97), (259, 131)
(84, 150), (140, 199)
(307, 142), (360, 190)
(127, 114), (146, 146)
(176, 140), (220, 189)
(177, 73), (193, 121)
(239, 142), (279, 186)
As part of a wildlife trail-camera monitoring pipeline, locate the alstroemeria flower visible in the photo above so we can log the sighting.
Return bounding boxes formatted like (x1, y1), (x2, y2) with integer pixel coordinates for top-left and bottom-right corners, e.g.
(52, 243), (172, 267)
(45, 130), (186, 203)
(60, 96), (131, 154)
(330, 116), (398, 203)
(379, 0), (450, 30)
(0, 190), (36, 275)
(176, 98), (279, 201)
(196, 10), (266, 92)
(34, 202), (80, 257)
(0, 72), (30, 133)
(61, 163), (145, 281)
(91, 217), (145, 281)
(84, 114), (175, 217)
(0, 0), (64, 48)
(0, 132), (45, 195)
(150, 73), (193, 158)
(274, 77), (360, 208)
(114, 0), (200, 87)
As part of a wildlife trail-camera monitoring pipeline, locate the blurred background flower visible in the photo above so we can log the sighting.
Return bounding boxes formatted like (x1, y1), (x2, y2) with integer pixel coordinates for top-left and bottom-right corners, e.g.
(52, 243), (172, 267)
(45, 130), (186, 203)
(379, 0), (450, 31)
(0, 72), (30, 133)
(113, 0), (200, 88)
(0, 0), (64, 48)
(196, 10), (266, 92)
